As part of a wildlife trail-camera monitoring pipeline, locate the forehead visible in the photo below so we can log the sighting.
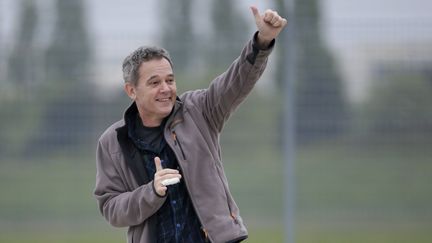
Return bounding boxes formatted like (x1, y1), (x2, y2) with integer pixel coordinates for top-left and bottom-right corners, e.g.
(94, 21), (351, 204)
(138, 58), (173, 81)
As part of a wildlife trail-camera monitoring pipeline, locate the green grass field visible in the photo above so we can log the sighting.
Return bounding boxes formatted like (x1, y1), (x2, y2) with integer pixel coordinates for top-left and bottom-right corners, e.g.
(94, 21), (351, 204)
(1, 140), (431, 242)
(0, 95), (431, 243)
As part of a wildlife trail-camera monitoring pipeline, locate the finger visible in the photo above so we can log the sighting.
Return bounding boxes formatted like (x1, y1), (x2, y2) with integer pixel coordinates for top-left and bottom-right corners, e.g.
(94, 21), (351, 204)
(158, 186), (167, 196)
(269, 15), (279, 25)
(250, 6), (261, 23)
(154, 156), (163, 172)
(272, 21), (281, 28)
(281, 18), (288, 27)
(270, 11), (281, 24)
(159, 173), (182, 181)
(272, 16), (285, 27)
(157, 169), (180, 176)
(263, 9), (273, 23)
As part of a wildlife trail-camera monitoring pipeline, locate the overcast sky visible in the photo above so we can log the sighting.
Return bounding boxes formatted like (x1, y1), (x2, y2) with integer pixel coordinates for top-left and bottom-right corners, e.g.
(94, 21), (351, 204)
(2, 0), (432, 47)
(321, 0), (432, 48)
(1, 0), (431, 94)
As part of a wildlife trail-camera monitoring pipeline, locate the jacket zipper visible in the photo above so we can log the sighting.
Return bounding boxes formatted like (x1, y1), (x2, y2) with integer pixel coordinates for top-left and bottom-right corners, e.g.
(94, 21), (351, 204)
(171, 131), (186, 160)
(168, 129), (211, 242)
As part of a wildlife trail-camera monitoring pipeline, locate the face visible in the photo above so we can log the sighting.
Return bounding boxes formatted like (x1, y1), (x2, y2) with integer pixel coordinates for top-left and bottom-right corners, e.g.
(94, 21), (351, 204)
(125, 58), (176, 127)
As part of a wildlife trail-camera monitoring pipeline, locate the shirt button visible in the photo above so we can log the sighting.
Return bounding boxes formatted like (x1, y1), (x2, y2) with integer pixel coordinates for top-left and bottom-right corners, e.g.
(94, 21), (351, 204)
(172, 200), (177, 205)
(176, 223), (181, 228)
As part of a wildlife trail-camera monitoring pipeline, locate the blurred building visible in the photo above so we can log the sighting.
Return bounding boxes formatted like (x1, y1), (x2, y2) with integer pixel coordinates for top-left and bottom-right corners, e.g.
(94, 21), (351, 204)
(321, 0), (432, 103)
(336, 42), (432, 103)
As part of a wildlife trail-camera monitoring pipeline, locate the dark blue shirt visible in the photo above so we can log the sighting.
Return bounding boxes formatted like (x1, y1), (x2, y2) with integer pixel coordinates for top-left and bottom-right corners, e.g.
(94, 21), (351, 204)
(128, 114), (206, 243)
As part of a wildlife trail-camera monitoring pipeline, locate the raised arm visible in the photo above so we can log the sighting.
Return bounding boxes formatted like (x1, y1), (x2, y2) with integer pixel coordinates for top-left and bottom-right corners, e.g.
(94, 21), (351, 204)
(188, 6), (287, 132)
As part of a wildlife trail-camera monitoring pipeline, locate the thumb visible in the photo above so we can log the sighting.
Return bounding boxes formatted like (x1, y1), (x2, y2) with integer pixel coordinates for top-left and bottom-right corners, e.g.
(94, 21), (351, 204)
(250, 6), (261, 23)
(154, 156), (163, 172)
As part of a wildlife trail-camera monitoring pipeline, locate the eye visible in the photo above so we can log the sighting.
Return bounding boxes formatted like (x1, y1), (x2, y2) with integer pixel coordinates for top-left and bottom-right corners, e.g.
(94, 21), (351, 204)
(150, 80), (160, 86)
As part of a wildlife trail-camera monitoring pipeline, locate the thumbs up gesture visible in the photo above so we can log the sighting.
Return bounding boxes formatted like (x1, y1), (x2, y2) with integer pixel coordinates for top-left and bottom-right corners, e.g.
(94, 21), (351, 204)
(153, 157), (181, 197)
(251, 6), (287, 47)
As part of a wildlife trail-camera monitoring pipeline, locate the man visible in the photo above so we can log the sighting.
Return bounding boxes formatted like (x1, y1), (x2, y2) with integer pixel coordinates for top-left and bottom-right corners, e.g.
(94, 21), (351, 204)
(94, 6), (287, 243)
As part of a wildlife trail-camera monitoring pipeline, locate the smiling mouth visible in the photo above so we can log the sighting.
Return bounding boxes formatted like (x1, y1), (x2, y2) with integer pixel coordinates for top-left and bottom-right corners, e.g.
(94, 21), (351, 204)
(156, 97), (172, 102)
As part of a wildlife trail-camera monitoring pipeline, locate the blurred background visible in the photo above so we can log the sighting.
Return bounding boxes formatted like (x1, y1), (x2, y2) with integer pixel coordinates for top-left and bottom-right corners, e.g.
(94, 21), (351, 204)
(1, 0), (431, 242)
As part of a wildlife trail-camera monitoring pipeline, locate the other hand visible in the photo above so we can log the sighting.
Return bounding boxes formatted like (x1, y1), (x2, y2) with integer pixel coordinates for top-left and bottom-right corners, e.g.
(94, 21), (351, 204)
(251, 6), (287, 48)
(153, 157), (181, 197)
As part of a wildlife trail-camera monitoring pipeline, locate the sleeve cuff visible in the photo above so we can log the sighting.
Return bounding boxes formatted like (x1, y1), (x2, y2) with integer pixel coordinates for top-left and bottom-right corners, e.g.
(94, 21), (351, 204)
(246, 32), (275, 65)
(252, 31), (276, 51)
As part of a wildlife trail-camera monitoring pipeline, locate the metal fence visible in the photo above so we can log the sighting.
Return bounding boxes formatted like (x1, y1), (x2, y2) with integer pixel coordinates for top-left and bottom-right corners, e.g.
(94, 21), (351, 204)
(1, 0), (431, 242)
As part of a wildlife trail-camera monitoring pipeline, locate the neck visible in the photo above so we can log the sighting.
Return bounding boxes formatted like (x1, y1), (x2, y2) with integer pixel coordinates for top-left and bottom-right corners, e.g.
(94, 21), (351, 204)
(139, 115), (162, 128)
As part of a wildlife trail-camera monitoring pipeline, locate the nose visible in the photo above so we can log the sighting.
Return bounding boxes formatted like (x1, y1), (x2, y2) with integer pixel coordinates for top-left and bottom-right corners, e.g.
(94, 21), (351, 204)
(160, 81), (170, 93)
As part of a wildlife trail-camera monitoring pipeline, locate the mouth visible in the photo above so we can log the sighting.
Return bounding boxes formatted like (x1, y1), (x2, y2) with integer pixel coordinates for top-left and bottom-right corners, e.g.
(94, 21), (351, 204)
(156, 97), (172, 103)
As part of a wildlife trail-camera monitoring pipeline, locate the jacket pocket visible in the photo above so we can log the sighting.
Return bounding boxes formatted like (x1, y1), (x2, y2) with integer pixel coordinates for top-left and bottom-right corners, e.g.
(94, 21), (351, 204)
(213, 160), (239, 224)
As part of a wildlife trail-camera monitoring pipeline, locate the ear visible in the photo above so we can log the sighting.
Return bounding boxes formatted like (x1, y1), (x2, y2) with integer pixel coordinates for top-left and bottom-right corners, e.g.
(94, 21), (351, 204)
(124, 82), (136, 100)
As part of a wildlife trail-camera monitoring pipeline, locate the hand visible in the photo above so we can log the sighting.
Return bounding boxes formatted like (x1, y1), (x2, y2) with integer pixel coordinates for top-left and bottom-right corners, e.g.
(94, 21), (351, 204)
(153, 157), (181, 197)
(250, 6), (287, 48)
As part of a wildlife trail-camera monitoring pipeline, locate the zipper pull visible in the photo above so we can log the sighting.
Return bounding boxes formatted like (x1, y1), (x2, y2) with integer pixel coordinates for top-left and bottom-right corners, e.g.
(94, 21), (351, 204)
(201, 227), (210, 242)
(231, 212), (239, 224)
(171, 132), (177, 145)
(171, 131), (186, 160)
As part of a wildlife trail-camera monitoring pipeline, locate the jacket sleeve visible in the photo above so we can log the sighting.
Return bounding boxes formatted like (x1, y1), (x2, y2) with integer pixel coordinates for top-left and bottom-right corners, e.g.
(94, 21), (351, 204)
(94, 139), (166, 227)
(198, 32), (274, 132)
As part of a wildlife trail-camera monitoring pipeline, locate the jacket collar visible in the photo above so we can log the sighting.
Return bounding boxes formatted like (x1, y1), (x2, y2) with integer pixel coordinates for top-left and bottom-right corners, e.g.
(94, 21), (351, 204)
(122, 97), (184, 131)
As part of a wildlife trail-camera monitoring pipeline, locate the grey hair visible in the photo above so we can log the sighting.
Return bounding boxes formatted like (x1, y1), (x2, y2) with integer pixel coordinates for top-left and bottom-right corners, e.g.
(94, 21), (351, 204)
(122, 46), (173, 86)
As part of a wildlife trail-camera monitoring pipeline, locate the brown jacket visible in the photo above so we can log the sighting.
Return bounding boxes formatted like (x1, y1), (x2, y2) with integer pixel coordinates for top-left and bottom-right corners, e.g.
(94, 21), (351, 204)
(94, 33), (274, 243)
